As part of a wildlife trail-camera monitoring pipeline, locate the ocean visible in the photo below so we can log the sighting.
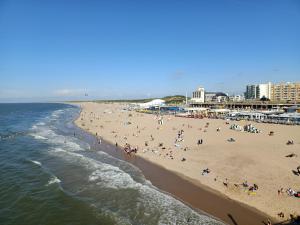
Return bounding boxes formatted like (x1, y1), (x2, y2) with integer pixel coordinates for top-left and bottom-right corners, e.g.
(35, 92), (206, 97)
(0, 103), (223, 225)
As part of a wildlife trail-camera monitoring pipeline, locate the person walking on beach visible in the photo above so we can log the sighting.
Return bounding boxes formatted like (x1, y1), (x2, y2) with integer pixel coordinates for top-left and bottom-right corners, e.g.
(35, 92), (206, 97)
(197, 139), (203, 145)
(197, 139), (201, 145)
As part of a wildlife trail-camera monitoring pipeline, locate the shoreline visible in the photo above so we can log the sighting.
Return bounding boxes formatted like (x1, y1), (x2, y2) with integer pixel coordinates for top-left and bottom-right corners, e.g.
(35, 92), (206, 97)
(72, 103), (276, 225)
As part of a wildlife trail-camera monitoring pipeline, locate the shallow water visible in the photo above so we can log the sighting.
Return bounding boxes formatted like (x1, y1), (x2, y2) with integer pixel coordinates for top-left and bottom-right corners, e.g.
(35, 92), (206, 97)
(0, 103), (223, 225)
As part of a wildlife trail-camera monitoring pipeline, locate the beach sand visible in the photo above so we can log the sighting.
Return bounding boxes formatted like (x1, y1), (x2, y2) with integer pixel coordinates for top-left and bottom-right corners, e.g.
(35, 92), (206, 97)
(75, 102), (300, 223)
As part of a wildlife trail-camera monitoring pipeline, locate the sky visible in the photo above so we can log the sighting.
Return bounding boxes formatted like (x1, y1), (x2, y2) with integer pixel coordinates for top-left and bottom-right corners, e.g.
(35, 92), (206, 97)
(0, 0), (300, 102)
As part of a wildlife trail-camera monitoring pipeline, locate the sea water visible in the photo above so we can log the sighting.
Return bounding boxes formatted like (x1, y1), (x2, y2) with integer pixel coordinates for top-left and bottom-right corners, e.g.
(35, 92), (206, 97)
(0, 103), (223, 225)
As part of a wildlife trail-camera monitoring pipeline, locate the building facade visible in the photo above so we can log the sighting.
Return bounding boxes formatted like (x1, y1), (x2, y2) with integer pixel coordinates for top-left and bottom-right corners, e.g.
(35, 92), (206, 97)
(204, 92), (216, 102)
(245, 85), (258, 99)
(205, 92), (228, 103)
(191, 87), (229, 103)
(245, 82), (272, 100)
(271, 82), (300, 102)
(229, 95), (245, 102)
(257, 83), (271, 99)
(191, 87), (205, 103)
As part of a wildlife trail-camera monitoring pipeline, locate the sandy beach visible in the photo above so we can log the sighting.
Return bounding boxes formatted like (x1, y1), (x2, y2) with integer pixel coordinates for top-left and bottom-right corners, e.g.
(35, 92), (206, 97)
(75, 102), (300, 223)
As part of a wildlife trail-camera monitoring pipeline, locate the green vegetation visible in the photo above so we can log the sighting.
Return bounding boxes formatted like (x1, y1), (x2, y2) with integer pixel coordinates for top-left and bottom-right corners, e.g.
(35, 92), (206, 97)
(162, 95), (189, 104)
(67, 95), (190, 105)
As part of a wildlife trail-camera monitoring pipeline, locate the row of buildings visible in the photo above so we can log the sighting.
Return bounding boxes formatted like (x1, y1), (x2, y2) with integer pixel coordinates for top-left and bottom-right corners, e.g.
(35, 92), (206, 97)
(245, 82), (300, 102)
(191, 87), (234, 103)
(191, 82), (300, 103)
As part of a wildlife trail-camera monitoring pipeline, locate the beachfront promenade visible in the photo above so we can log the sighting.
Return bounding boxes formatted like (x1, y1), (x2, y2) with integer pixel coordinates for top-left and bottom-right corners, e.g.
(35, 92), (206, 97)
(189, 101), (299, 110)
(76, 102), (300, 224)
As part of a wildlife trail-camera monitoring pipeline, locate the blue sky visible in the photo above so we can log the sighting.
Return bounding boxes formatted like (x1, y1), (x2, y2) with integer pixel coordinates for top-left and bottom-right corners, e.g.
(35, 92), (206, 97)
(0, 0), (299, 102)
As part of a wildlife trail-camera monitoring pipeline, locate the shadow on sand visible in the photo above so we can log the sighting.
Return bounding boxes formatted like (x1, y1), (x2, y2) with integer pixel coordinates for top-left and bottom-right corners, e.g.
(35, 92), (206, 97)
(273, 217), (300, 225)
(227, 214), (238, 225)
(227, 214), (300, 225)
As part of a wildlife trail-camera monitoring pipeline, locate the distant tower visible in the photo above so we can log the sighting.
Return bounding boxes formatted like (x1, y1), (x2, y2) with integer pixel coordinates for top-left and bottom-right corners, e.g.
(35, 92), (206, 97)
(191, 87), (205, 103)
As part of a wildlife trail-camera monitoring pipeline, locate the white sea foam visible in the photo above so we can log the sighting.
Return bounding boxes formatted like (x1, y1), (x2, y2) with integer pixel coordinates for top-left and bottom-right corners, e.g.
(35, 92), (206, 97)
(46, 176), (61, 186)
(31, 134), (48, 140)
(30, 160), (42, 166)
(51, 109), (64, 118)
(49, 148), (222, 224)
(89, 167), (140, 189)
(31, 120), (83, 152)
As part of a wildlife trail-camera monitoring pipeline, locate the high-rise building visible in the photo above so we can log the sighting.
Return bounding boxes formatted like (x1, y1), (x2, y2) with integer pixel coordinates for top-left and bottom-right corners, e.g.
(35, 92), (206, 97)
(257, 83), (272, 99)
(271, 82), (300, 102)
(245, 85), (258, 99)
(245, 82), (271, 100)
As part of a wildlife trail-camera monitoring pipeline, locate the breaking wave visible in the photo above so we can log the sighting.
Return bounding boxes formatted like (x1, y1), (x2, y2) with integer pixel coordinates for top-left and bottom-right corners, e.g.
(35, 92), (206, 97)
(46, 176), (61, 186)
(30, 160), (42, 166)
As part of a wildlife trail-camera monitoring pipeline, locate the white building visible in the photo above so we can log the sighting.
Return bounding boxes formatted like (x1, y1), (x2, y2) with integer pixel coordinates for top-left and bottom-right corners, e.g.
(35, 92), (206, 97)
(191, 87), (205, 103)
(138, 99), (165, 109)
(257, 82), (272, 99)
(229, 95), (245, 102)
(245, 82), (271, 100)
(204, 92), (228, 103)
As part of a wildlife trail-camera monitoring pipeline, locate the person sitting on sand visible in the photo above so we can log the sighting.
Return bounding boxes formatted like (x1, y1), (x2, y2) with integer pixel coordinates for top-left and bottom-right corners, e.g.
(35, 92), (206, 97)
(286, 153), (297, 158)
(242, 181), (248, 188)
(249, 185), (258, 192)
(223, 178), (228, 187)
(287, 188), (296, 196)
(228, 138), (235, 142)
(253, 184), (258, 190)
(197, 139), (203, 145)
(279, 188), (284, 194)
(202, 168), (210, 175)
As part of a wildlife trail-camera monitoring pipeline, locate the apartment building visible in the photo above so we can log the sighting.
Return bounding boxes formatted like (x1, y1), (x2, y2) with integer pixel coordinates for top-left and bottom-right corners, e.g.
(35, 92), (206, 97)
(271, 82), (300, 102)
